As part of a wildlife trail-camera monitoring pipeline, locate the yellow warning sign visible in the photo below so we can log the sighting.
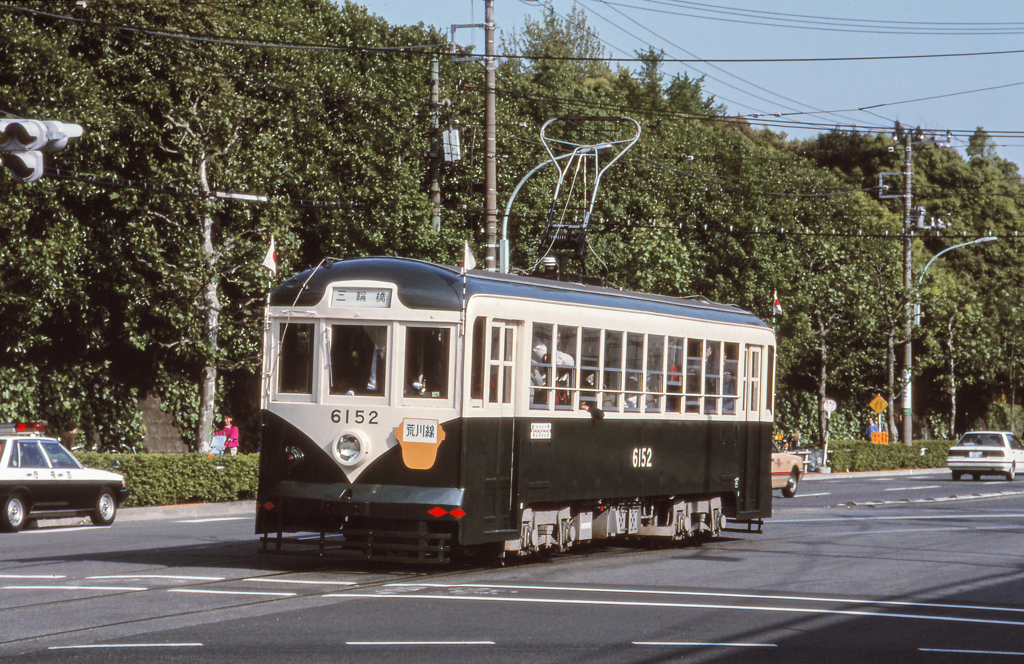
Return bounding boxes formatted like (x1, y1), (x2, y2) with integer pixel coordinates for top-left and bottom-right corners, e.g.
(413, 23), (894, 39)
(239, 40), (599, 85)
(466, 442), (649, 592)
(871, 431), (889, 444)
(869, 395), (888, 414)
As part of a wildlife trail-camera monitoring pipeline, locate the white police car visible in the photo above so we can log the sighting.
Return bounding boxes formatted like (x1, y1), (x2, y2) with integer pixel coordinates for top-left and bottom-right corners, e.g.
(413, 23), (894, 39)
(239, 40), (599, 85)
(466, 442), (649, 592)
(0, 423), (129, 532)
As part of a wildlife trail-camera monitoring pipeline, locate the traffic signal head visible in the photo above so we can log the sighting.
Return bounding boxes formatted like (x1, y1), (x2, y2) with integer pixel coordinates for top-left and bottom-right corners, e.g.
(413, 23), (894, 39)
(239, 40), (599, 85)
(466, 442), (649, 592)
(1, 151), (44, 182)
(0, 120), (83, 152)
(0, 120), (83, 182)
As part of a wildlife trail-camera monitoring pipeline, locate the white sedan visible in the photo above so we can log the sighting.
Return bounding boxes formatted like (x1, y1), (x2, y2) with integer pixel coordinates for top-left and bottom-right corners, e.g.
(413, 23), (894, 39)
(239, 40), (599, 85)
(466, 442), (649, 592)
(947, 431), (1024, 481)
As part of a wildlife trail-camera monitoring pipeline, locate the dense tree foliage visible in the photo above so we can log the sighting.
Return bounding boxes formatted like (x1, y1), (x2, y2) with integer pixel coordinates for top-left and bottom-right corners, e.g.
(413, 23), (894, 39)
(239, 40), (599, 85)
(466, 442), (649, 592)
(1, 2), (1021, 450)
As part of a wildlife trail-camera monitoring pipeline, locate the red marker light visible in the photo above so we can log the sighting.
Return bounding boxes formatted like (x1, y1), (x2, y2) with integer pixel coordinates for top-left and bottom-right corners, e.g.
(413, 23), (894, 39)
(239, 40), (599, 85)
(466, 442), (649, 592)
(428, 507), (447, 517)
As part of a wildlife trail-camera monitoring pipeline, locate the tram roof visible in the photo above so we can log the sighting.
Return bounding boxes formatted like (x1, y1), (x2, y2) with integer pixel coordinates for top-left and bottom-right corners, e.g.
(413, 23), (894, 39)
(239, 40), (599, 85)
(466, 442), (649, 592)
(270, 257), (768, 329)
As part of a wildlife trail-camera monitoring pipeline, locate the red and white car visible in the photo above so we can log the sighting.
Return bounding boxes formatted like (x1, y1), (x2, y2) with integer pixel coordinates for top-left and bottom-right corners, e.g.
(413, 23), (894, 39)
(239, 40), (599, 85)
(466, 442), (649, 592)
(947, 431), (1024, 481)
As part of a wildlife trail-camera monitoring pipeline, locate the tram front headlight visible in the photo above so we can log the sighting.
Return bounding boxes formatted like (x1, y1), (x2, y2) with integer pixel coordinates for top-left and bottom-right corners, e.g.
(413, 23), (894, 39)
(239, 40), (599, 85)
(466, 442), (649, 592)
(334, 432), (369, 466)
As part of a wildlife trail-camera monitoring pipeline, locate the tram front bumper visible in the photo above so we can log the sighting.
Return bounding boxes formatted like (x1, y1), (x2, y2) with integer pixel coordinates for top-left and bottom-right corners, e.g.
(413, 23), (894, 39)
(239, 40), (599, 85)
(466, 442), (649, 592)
(256, 480), (466, 531)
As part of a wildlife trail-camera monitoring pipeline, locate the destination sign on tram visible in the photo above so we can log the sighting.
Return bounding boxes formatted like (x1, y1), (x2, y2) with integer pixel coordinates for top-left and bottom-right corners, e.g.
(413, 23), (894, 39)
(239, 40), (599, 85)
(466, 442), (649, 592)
(331, 287), (392, 308)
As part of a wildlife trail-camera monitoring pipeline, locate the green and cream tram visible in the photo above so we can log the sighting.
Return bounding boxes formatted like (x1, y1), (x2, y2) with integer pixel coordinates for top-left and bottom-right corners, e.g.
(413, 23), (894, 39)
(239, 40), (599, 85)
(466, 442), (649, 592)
(256, 257), (776, 563)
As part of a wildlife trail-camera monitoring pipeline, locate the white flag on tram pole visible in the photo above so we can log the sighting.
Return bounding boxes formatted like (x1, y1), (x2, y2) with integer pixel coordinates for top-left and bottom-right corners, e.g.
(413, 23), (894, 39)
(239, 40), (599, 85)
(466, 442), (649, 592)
(461, 241), (476, 274)
(262, 236), (276, 275)
(773, 290), (783, 315)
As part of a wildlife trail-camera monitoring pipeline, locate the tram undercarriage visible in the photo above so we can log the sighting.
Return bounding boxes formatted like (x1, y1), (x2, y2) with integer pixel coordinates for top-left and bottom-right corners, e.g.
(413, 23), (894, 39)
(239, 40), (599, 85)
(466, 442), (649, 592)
(257, 493), (736, 564)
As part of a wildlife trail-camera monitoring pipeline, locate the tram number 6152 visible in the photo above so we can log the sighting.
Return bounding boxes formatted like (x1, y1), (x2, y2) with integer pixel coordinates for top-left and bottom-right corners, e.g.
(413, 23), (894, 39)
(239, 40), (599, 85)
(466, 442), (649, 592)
(331, 409), (378, 425)
(632, 447), (653, 468)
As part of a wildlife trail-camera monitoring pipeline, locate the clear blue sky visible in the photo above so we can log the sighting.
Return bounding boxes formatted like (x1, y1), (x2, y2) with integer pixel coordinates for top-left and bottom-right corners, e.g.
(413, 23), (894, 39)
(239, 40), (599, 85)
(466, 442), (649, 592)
(361, 0), (1024, 167)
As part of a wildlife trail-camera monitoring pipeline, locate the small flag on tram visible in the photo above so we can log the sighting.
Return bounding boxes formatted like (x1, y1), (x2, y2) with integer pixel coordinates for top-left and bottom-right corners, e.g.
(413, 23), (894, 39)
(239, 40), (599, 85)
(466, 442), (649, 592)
(773, 290), (783, 315)
(461, 241), (476, 274)
(262, 236), (276, 275)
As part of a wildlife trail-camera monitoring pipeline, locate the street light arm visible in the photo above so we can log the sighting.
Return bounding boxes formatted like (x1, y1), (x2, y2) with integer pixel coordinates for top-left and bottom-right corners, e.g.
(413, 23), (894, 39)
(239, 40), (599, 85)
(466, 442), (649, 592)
(917, 236), (998, 289)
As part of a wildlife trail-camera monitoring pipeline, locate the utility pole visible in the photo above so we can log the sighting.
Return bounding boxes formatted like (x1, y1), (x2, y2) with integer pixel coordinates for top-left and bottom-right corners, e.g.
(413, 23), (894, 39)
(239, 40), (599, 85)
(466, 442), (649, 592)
(483, 0), (498, 271)
(429, 56), (441, 233)
(901, 130), (914, 446)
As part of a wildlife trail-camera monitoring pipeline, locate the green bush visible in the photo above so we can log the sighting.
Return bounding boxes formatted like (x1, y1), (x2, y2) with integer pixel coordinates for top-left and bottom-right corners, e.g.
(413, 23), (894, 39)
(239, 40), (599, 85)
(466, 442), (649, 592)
(826, 440), (954, 473)
(76, 452), (259, 508)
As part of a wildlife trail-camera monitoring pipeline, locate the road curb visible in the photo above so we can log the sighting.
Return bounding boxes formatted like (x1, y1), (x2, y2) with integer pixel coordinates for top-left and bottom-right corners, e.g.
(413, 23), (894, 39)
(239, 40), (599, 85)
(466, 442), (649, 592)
(803, 468), (948, 481)
(33, 501), (256, 528)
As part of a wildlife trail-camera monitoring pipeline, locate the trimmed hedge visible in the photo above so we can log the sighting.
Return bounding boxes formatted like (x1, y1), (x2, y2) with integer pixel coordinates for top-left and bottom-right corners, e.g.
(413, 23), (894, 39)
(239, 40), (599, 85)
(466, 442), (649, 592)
(826, 440), (954, 473)
(75, 452), (259, 508)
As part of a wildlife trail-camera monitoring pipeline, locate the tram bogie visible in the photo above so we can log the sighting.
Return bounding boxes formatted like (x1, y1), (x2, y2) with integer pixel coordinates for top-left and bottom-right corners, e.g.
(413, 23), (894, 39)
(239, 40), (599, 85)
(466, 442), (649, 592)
(256, 257), (775, 563)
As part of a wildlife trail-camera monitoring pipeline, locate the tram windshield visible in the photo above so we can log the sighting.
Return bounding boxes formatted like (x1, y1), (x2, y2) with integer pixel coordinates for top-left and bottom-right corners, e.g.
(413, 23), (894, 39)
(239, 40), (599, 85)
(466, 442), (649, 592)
(404, 327), (450, 399)
(329, 324), (388, 396)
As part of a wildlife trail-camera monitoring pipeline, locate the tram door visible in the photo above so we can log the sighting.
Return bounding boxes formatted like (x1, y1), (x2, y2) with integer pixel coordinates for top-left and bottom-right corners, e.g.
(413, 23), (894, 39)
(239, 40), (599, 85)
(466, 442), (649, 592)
(738, 344), (764, 514)
(481, 319), (519, 533)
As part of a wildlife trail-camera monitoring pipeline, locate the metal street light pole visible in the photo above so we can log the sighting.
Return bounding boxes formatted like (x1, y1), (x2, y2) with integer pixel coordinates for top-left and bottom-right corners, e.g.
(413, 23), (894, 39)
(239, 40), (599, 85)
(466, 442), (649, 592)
(909, 235), (998, 440)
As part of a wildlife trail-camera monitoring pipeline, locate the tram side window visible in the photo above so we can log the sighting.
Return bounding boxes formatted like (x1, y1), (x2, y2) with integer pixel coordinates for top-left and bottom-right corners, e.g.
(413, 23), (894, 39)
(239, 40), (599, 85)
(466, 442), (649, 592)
(645, 335), (664, 413)
(530, 323), (554, 408)
(603, 331), (623, 410)
(766, 345), (776, 413)
(704, 341), (721, 415)
(471, 318), (485, 400)
(329, 324), (387, 396)
(555, 326), (578, 410)
(580, 328), (601, 410)
(405, 327), (450, 399)
(684, 339), (702, 413)
(666, 337), (684, 413)
(723, 342), (739, 415)
(278, 323), (314, 394)
(625, 333), (643, 412)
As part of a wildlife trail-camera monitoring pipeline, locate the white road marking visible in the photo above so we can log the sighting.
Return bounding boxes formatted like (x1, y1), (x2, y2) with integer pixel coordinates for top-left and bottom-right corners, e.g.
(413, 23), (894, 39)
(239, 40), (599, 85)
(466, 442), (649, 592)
(50, 643), (203, 649)
(167, 589), (295, 597)
(0, 574), (65, 579)
(346, 641), (494, 646)
(920, 648), (1024, 656)
(883, 485), (940, 492)
(24, 526), (107, 533)
(775, 513), (1024, 523)
(176, 517), (251, 523)
(381, 583), (1024, 617)
(2, 585), (146, 591)
(88, 574), (223, 581)
(793, 492), (830, 498)
(634, 642), (776, 648)
(329, 592), (1024, 627)
(245, 578), (356, 586)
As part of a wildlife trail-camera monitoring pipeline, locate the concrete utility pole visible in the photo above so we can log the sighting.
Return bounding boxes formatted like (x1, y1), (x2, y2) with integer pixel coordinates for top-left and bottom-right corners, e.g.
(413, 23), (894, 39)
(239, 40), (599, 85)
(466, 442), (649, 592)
(901, 130), (914, 446)
(483, 0), (498, 271)
(429, 56), (441, 233)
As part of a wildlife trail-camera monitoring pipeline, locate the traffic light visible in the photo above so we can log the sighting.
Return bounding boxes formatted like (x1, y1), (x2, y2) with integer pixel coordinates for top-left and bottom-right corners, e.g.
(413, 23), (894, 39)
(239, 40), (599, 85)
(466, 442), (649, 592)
(0, 120), (83, 182)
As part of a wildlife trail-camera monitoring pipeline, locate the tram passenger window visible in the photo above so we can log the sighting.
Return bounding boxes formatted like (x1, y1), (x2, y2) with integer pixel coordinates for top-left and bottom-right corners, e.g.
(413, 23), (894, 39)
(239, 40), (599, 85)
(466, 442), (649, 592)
(666, 337), (684, 413)
(684, 339), (702, 413)
(766, 346), (776, 413)
(471, 318), (485, 400)
(489, 326), (502, 404)
(555, 326), (577, 410)
(580, 328), (601, 410)
(704, 341), (721, 415)
(625, 333), (643, 412)
(722, 342), (739, 415)
(645, 335), (664, 413)
(603, 331), (623, 410)
(749, 347), (761, 413)
(404, 327), (450, 399)
(531, 323), (553, 409)
(278, 323), (314, 394)
(328, 324), (387, 396)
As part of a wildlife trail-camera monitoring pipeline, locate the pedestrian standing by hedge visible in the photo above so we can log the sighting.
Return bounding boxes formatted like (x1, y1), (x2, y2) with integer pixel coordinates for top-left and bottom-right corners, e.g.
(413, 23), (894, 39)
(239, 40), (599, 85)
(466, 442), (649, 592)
(865, 417), (879, 441)
(217, 415), (239, 455)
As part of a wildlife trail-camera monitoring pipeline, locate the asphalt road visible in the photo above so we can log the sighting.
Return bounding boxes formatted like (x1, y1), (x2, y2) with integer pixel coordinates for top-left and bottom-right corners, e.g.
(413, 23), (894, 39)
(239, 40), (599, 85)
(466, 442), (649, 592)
(3, 472), (1024, 663)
